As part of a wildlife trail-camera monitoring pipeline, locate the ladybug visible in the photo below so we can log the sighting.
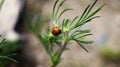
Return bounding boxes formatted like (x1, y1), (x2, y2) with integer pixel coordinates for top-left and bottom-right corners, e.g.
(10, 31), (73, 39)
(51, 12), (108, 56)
(52, 26), (61, 36)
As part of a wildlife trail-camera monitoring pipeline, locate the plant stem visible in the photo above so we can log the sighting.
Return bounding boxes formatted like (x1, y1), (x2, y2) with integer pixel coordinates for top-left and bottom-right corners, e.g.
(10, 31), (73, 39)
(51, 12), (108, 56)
(53, 32), (68, 67)
(58, 32), (68, 58)
(51, 44), (67, 67)
(58, 42), (67, 58)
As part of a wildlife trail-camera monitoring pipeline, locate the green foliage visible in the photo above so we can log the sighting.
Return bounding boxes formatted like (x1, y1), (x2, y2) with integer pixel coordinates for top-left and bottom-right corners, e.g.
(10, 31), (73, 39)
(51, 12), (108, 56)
(27, 0), (104, 67)
(101, 47), (119, 61)
(0, 0), (20, 66)
(0, 36), (20, 66)
(0, 0), (4, 10)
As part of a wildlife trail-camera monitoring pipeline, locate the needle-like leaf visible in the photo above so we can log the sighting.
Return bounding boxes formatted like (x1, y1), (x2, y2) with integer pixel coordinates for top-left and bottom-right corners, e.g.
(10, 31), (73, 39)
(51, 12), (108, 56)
(86, 4), (105, 19)
(0, 38), (6, 45)
(58, 8), (73, 19)
(53, 0), (59, 19)
(77, 4), (90, 23)
(76, 29), (91, 33)
(70, 16), (78, 30)
(75, 16), (100, 28)
(0, 0), (4, 10)
(55, 0), (65, 18)
(79, 40), (94, 44)
(73, 39), (88, 52)
(76, 33), (93, 39)
(0, 56), (18, 63)
(83, 0), (98, 19)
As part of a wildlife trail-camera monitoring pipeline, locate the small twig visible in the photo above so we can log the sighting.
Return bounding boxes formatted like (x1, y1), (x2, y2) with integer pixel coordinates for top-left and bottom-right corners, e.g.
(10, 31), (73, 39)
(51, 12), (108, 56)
(58, 42), (67, 59)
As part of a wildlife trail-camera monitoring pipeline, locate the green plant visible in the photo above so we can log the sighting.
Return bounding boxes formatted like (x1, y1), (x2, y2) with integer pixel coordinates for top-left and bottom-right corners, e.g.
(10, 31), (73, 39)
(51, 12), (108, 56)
(0, 0), (4, 10)
(0, 0), (19, 66)
(0, 36), (19, 67)
(101, 46), (119, 61)
(27, 0), (105, 67)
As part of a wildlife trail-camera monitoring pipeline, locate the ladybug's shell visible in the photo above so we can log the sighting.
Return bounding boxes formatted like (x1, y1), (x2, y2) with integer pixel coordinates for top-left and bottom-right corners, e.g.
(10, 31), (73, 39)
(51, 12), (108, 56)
(52, 27), (61, 36)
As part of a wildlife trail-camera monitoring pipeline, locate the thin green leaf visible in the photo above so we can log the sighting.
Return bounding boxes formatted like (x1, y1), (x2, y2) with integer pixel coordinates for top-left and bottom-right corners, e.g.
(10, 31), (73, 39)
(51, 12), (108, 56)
(64, 19), (70, 27)
(68, 35), (74, 41)
(70, 16), (78, 25)
(62, 19), (70, 31)
(76, 29), (91, 33)
(73, 39), (88, 52)
(53, 0), (59, 19)
(83, 0), (98, 18)
(68, 30), (90, 41)
(62, 19), (65, 31)
(80, 16), (100, 27)
(71, 30), (91, 39)
(58, 8), (73, 19)
(84, 16), (100, 23)
(0, 38), (6, 45)
(52, 50), (61, 65)
(0, 0), (4, 10)
(72, 32), (83, 38)
(6, 54), (17, 57)
(86, 4), (105, 19)
(70, 16), (78, 30)
(77, 4), (90, 22)
(0, 56), (18, 63)
(79, 40), (94, 44)
(76, 33), (93, 39)
(69, 29), (91, 40)
(75, 16), (100, 28)
(55, 0), (65, 17)
(74, 0), (99, 29)
(73, 4), (90, 30)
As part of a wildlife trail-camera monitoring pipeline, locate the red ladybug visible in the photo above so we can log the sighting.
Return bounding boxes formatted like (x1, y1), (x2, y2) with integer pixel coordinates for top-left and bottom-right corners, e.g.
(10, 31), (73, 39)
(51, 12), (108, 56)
(52, 27), (61, 36)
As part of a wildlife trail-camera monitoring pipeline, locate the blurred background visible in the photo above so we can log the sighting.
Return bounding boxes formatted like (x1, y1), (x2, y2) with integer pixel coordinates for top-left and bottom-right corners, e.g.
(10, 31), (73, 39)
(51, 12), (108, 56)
(0, 0), (120, 67)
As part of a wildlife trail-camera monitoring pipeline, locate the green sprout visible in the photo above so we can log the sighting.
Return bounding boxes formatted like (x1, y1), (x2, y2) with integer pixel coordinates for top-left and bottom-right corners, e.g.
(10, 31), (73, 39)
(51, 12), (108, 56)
(27, 0), (105, 67)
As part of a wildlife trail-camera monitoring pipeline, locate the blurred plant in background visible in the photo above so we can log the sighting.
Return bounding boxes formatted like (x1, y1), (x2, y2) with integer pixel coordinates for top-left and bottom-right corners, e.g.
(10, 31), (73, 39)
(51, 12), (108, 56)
(0, 35), (21, 67)
(27, 0), (104, 67)
(0, 0), (21, 67)
(101, 46), (120, 67)
(0, 0), (4, 10)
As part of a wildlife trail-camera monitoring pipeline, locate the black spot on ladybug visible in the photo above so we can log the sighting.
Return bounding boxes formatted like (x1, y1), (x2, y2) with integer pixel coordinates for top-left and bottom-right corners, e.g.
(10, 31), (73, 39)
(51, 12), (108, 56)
(52, 27), (61, 36)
